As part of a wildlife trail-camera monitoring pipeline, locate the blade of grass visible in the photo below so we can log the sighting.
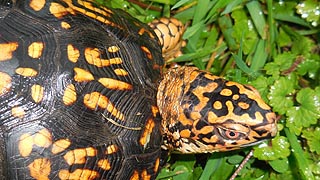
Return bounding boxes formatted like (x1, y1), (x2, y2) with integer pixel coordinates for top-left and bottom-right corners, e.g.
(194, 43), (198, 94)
(284, 128), (315, 180)
(218, 15), (238, 51)
(246, 1), (267, 39)
(250, 39), (268, 71)
(267, 0), (276, 58)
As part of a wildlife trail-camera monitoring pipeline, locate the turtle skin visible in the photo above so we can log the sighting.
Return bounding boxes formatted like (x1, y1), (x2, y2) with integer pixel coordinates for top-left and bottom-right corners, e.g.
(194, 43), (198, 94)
(0, 0), (164, 179)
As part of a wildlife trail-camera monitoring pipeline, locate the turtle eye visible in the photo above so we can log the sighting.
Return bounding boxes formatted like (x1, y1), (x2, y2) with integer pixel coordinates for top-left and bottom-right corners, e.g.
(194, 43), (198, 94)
(225, 130), (240, 139)
(218, 128), (244, 140)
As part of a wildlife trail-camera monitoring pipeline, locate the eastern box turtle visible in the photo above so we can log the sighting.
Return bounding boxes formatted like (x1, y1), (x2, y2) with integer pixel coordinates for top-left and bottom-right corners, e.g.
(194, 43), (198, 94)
(0, 0), (277, 179)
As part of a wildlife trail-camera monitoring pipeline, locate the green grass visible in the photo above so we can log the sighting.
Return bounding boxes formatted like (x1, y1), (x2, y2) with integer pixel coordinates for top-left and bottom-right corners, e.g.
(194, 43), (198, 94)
(101, 0), (320, 179)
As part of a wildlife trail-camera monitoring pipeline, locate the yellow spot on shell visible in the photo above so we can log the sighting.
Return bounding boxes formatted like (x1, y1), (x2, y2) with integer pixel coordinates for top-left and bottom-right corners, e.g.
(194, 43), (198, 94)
(49, 2), (74, 18)
(28, 158), (51, 180)
(113, 68), (128, 76)
(31, 84), (44, 103)
(34, 129), (52, 148)
(105, 144), (118, 154)
(0, 72), (12, 96)
(61, 21), (71, 29)
(85, 47), (122, 67)
(59, 169), (99, 180)
(83, 92), (124, 120)
(98, 159), (111, 170)
(0, 42), (18, 61)
(130, 171), (139, 180)
(154, 158), (160, 172)
(28, 42), (44, 59)
(141, 46), (152, 60)
(63, 147), (97, 165)
(67, 44), (80, 63)
(19, 133), (34, 157)
(29, 0), (45, 11)
(151, 105), (159, 117)
(73, 67), (94, 82)
(52, 139), (71, 154)
(141, 170), (151, 180)
(60, 0), (119, 28)
(139, 118), (155, 146)
(63, 84), (77, 106)
(98, 78), (132, 90)
(11, 106), (25, 118)
(107, 46), (120, 53)
(15, 67), (38, 77)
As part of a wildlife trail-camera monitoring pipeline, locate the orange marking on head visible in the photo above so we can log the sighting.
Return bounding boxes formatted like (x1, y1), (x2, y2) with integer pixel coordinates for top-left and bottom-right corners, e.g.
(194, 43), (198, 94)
(85, 47), (122, 67)
(198, 126), (214, 135)
(83, 92), (124, 120)
(232, 94), (239, 100)
(98, 78), (132, 90)
(15, 67), (38, 77)
(220, 88), (233, 96)
(59, 169), (99, 179)
(180, 129), (191, 138)
(177, 113), (193, 126)
(139, 118), (155, 146)
(73, 67), (94, 82)
(202, 135), (219, 144)
(227, 81), (272, 111)
(98, 159), (111, 170)
(52, 139), (71, 154)
(141, 46), (152, 60)
(0, 72), (12, 96)
(105, 144), (118, 154)
(226, 101), (234, 115)
(213, 101), (222, 110)
(11, 106), (25, 119)
(19, 133), (34, 157)
(113, 68), (128, 76)
(29, 0), (45, 11)
(63, 84), (77, 105)
(31, 84), (44, 103)
(28, 42), (44, 58)
(207, 111), (218, 124)
(0, 42), (18, 61)
(34, 129), (52, 148)
(255, 111), (264, 122)
(28, 158), (51, 180)
(61, 21), (71, 29)
(238, 102), (250, 109)
(67, 44), (80, 63)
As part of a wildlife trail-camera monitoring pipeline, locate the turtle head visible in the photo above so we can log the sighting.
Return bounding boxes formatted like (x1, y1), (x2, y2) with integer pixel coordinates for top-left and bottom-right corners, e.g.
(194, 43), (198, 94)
(157, 66), (277, 153)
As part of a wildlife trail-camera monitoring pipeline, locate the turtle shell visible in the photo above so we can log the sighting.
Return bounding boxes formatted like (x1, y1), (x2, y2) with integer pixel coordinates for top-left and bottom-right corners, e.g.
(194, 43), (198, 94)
(0, 0), (164, 179)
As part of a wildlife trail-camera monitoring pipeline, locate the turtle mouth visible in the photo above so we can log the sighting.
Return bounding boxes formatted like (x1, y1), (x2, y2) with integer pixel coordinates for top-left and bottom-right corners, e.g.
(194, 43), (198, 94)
(239, 139), (268, 148)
